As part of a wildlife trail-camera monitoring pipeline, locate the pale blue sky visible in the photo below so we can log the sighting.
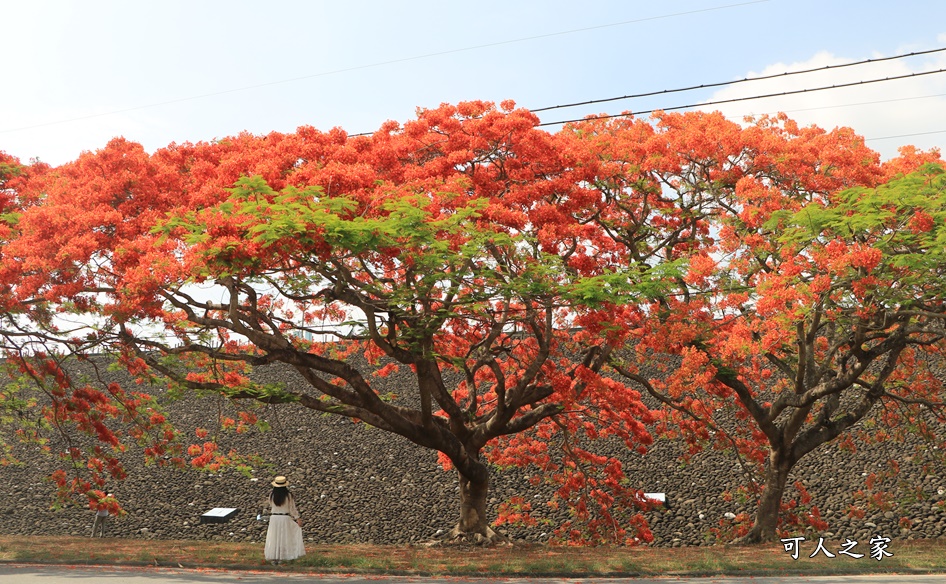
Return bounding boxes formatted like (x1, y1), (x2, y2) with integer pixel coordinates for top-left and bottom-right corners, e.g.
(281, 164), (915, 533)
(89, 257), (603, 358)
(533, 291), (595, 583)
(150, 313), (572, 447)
(3, 0), (946, 165)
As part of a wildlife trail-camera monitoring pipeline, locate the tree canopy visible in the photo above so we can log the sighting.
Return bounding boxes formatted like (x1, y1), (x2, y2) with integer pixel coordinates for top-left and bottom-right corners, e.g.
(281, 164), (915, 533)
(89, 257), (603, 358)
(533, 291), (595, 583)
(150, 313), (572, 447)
(0, 102), (943, 545)
(597, 117), (946, 542)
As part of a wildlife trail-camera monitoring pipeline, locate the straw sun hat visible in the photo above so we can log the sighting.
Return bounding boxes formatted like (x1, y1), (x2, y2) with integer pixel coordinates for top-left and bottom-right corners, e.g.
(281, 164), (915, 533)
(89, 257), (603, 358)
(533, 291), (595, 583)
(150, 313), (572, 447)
(271, 476), (289, 488)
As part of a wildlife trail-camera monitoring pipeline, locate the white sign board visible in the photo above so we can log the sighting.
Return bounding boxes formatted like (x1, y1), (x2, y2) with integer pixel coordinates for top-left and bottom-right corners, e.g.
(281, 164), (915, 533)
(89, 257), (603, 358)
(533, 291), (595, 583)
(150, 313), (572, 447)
(643, 492), (666, 504)
(200, 507), (239, 523)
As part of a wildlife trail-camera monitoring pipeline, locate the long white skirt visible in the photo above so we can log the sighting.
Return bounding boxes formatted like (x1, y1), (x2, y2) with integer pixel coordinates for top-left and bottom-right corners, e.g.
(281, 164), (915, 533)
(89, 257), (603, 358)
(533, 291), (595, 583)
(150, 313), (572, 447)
(264, 516), (306, 561)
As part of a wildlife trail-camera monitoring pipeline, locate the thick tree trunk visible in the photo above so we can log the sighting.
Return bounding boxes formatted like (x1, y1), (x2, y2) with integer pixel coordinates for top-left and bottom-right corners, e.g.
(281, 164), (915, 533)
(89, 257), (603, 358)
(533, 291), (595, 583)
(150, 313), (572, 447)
(738, 448), (793, 544)
(444, 470), (508, 544)
(458, 471), (490, 534)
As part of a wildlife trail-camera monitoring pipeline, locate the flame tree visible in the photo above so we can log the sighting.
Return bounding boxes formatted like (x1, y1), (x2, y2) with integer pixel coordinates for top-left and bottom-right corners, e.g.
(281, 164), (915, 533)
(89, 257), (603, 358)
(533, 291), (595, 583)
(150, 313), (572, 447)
(587, 111), (946, 542)
(5, 101), (940, 545)
(0, 102), (685, 543)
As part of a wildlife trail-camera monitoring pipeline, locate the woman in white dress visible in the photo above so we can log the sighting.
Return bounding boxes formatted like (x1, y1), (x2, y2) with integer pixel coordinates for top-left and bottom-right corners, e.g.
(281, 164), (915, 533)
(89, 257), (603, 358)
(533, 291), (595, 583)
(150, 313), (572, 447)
(263, 475), (306, 563)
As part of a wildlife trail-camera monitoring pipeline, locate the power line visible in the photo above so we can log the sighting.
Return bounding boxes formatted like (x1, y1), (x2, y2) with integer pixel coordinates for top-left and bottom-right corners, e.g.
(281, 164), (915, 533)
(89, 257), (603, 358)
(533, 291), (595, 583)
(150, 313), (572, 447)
(705, 91), (946, 143)
(0, 0), (769, 135)
(349, 51), (946, 137)
(745, 92), (946, 117)
(531, 47), (946, 113)
(867, 129), (946, 142)
(357, 89), (946, 142)
(708, 92), (946, 142)
(535, 68), (946, 127)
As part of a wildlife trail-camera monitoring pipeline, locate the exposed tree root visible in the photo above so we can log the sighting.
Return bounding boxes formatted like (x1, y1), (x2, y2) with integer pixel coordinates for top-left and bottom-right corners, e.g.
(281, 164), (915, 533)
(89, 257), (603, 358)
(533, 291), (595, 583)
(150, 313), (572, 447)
(732, 526), (772, 545)
(424, 524), (512, 547)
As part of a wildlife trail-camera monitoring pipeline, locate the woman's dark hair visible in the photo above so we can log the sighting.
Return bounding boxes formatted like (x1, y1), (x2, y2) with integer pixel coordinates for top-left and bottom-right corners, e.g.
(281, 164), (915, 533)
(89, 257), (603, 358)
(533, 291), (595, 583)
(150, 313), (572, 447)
(271, 486), (290, 507)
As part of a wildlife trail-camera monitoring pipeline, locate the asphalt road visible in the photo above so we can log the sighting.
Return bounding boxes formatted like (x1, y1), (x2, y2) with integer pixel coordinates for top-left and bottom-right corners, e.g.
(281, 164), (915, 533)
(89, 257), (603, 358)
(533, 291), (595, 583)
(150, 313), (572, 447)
(0, 565), (943, 584)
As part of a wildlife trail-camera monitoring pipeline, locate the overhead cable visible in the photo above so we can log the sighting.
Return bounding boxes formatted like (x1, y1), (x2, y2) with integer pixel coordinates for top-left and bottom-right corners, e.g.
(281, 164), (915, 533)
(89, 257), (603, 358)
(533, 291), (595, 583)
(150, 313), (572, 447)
(531, 47), (946, 113)
(749, 92), (946, 117)
(868, 129), (946, 142)
(0, 0), (769, 135)
(348, 50), (946, 137)
(535, 68), (946, 127)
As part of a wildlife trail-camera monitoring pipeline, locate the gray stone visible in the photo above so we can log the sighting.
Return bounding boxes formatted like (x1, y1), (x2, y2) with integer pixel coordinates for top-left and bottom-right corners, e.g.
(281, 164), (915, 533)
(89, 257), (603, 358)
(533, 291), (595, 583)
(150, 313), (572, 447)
(2, 355), (944, 548)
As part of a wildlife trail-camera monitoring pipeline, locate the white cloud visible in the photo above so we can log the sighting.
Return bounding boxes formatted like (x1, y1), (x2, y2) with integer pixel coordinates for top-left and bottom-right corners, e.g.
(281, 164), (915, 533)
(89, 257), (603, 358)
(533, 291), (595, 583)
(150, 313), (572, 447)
(700, 50), (946, 161)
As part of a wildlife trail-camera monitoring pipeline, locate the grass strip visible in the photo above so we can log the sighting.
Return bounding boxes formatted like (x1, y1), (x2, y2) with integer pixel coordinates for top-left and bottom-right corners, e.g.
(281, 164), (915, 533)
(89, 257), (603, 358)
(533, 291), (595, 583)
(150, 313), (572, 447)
(1, 536), (945, 576)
